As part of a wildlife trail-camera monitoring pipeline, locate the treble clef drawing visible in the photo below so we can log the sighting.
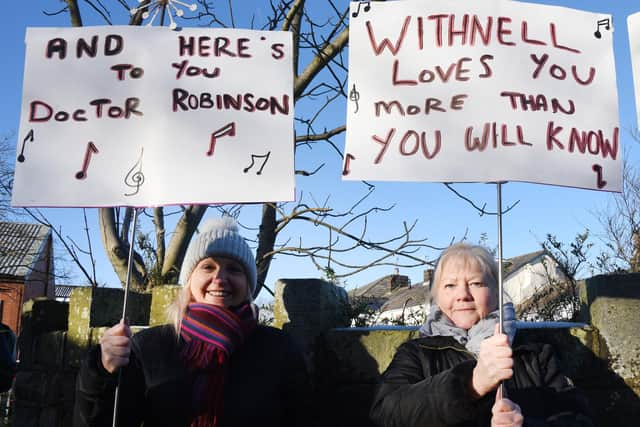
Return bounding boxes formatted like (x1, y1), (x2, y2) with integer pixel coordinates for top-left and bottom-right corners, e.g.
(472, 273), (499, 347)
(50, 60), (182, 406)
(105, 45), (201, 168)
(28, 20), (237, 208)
(349, 84), (361, 113)
(124, 148), (145, 196)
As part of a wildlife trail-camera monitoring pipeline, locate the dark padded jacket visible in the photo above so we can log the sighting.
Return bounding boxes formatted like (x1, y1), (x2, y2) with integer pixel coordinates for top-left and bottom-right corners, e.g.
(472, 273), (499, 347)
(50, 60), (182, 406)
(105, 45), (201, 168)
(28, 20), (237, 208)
(74, 324), (310, 427)
(370, 336), (592, 427)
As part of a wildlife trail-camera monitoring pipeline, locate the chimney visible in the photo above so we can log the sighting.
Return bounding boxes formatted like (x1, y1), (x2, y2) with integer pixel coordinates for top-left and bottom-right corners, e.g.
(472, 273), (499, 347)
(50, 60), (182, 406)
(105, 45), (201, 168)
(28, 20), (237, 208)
(423, 268), (434, 286)
(390, 274), (409, 291)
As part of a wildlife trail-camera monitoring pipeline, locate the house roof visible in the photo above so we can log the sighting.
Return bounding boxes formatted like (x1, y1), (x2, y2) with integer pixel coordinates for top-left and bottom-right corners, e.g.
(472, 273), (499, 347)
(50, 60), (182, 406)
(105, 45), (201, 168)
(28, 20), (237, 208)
(349, 274), (405, 299)
(380, 284), (430, 311)
(0, 221), (51, 280)
(55, 284), (79, 299)
(503, 250), (547, 278)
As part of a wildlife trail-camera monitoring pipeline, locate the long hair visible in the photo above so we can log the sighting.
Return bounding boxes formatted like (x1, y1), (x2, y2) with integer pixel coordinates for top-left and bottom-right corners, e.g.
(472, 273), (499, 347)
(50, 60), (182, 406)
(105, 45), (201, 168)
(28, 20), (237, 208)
(167, 283), (193, 334)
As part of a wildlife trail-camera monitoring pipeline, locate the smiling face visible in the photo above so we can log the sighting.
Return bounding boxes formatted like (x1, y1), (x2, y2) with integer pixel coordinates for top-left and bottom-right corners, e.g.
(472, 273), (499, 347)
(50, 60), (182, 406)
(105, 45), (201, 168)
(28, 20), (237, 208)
(188, 256), (249, 308)
(436, 256), (498, 330)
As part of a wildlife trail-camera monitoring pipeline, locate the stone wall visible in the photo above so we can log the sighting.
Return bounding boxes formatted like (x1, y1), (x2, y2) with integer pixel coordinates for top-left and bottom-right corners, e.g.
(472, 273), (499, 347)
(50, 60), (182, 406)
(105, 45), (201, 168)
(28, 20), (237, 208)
(14, 288), (151, 427)
(12, 274), (640, 427)
(280, 276), (640, 427)
(314, 327), (419, 427)
(577, 273), (640, 423)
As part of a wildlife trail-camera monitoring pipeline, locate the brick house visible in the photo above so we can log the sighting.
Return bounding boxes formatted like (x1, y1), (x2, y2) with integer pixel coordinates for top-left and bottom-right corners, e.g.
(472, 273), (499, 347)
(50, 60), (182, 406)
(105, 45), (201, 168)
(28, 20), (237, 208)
(0, 221), (55, 334)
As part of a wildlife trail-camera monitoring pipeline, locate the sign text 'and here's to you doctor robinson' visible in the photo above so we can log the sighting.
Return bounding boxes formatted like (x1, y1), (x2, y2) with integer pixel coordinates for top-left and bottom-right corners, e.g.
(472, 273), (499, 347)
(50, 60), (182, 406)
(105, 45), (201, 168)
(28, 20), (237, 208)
(12, 26), (294, 207)
(343, 0), (621, 192)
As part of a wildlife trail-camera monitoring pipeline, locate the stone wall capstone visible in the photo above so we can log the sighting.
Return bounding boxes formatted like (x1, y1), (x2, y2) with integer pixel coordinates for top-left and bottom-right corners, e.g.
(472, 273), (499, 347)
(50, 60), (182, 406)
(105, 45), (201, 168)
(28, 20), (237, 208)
(66, 287), (151, 368)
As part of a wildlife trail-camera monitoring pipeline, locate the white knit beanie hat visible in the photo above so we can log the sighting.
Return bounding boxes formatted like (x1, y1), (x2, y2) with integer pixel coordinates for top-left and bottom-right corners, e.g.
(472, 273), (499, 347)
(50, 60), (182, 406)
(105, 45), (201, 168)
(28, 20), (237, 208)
(179, 217), (257, 297)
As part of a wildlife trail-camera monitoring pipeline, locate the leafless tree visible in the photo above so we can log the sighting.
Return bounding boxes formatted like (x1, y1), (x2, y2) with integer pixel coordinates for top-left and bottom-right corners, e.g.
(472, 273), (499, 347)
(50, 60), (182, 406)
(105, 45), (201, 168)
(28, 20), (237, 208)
(594, 159), (640, 273)
(516, 232), (591, 321)
(0, 136), (14, 221)
(49, 0), (443, 295)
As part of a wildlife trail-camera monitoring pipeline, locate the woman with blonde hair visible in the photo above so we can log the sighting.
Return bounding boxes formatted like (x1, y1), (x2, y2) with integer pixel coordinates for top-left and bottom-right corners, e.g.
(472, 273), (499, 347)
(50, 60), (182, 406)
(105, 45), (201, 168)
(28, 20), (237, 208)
(74, 217), (310, 427)
(370, 243), (592, 427)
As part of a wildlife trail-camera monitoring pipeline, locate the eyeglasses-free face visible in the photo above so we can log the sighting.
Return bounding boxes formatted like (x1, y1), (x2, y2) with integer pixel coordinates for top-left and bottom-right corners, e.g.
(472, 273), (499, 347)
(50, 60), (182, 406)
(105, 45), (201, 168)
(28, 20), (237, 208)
(189, 256), (249, 308)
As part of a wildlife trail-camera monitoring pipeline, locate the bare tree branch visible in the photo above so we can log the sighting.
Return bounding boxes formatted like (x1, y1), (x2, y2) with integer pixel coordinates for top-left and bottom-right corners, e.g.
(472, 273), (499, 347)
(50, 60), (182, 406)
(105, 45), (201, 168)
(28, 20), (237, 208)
(23, 208), (98, 286)
(154, 207), (166, 273)
(64, 0), (83, 26)
(444, 183), (520, 216)
(81, 0), (112, 24)
(294, 23), (348, 98)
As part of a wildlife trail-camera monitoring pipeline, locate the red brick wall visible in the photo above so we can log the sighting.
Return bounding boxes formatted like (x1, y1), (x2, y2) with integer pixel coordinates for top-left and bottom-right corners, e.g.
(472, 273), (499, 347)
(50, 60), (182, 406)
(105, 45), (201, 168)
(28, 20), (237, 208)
(0, 283), (24, 334)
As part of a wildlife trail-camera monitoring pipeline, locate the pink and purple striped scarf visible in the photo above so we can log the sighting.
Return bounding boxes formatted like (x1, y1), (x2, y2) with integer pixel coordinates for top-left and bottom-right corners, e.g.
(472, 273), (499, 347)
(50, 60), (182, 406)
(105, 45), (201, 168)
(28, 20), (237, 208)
(180, 303), (257, 427)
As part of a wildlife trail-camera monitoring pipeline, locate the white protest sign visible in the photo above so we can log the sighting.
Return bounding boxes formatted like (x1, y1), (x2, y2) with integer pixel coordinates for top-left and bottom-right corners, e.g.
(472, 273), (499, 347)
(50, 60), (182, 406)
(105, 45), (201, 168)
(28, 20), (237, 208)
(12, 26), (294, 207)
(628, 12), (640, 131)
(343, 0), (620, 192)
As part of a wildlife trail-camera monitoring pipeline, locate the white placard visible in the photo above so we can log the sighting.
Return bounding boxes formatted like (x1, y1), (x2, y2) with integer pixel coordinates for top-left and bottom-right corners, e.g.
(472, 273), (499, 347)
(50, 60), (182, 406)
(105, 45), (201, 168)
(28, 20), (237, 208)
(12, 26), (294, 207)
(343, 0), (620, 192)
(629, 12), (640, 132)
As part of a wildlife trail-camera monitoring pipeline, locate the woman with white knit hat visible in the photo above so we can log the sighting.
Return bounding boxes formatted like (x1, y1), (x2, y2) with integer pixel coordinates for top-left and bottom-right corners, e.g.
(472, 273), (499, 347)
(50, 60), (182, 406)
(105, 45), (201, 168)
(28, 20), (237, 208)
(74, 217), (310, 427)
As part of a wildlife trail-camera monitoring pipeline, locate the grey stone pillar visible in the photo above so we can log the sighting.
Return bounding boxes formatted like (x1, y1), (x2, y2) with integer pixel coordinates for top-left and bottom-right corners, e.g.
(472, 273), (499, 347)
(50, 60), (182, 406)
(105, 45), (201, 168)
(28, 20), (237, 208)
(578, 273), (640, 424)
(273, 278), (350, 350)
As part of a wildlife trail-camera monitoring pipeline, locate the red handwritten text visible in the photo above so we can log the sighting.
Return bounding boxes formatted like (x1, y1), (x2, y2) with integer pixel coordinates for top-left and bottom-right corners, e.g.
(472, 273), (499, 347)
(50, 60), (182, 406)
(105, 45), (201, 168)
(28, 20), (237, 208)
(29, 98), (142, 122)
(178, 36), (252, 58)
(374, 95), (467, 116)
(372, 128), (442, 164)
(500, 91), (575, 115)
(366, 15), (580, 56)
(530, 53), (595, 85)
(465, 123), (533, 151)
(172, 89), (290, 115)
(391, 55), (493, 86)
(546, 122), (618, 159)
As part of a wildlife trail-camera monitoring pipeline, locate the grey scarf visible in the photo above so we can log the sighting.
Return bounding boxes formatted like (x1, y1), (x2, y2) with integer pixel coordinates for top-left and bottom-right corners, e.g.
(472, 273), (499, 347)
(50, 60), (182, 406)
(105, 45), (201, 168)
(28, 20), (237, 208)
(418, 302), (516, 355)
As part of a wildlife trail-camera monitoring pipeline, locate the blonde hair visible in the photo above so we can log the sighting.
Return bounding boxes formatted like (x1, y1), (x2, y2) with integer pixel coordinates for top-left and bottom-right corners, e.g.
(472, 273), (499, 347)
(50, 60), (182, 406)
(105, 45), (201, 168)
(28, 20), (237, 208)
(431, 243), (499, 303)
(166, 284), (193, 334)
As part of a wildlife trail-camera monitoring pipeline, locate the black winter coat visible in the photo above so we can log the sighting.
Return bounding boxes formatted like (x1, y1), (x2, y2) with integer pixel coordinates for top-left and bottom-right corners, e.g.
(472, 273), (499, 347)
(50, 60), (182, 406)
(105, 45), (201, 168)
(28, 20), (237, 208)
(370, 336), (592, 427)
(74, 324), (310, 427)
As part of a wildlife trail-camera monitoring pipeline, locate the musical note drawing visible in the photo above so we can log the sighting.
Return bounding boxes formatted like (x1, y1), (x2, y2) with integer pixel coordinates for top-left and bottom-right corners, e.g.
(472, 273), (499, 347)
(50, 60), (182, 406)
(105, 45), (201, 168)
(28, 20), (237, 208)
(351, 1), (370, 18)
(243, 151), (271, 175)
(592, 164), (607, 189)
(17, 130), (34, 163)
(594, 18), (611, 39)
(349, 84), (361, 114)
(207, 122), (236, 156)
(75, 142), (99, 180)
(124, 148), (145, 196)
(342, 153), (356, 176)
